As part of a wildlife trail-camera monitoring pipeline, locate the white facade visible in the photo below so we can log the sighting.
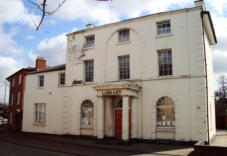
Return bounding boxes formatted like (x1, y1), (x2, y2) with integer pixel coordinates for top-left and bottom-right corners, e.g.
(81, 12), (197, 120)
(23, 3), (217, 143)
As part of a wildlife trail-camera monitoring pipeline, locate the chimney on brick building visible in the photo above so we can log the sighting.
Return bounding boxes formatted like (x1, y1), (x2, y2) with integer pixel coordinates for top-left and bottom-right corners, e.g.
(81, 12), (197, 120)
(36, 56), (46, 70)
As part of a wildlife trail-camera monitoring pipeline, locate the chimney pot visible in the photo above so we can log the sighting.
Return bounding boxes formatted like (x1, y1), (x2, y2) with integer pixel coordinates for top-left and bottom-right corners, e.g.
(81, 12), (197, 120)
(36, 56), (46, 70)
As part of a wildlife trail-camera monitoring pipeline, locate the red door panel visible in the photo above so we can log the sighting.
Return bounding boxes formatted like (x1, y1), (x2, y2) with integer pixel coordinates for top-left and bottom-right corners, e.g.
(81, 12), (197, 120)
(115, 109), (132, 138)
(115, 109), (122, 138)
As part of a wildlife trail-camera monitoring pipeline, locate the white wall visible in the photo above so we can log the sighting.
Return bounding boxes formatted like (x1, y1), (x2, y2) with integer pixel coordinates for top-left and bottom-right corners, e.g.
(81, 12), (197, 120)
(23, 6), (216, 142)
(23, 70), (65, 134)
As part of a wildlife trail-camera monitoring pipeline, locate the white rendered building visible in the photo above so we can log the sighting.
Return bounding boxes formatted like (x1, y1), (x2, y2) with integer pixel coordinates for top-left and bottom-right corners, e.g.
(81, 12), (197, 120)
(23, 1), (217, 143)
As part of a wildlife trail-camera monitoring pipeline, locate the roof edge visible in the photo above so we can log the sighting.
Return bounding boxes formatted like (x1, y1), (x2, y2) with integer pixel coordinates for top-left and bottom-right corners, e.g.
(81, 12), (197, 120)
(201, 11), (217, 45)
(66, 6), (201, 36)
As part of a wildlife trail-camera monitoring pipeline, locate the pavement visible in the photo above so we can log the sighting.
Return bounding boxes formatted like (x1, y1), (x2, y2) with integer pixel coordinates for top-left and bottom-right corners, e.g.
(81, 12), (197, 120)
(211, 130), (227, 147)
(0, 141), (70, 156)
(0, 128), (194, 156)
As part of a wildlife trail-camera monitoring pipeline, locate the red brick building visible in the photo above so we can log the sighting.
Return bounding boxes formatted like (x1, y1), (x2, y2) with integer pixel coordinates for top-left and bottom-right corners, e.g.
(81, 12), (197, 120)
(6, 57), (46, 132)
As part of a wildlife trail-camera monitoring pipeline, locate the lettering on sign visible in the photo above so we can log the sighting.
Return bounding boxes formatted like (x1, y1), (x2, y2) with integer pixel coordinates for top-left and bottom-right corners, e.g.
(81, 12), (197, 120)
(102, 90), (121, 95)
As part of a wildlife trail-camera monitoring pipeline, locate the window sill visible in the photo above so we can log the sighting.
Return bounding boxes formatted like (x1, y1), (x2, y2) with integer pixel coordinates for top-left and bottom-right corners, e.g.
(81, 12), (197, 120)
(155, 33), (173, 39)
(82, 46), (95, 51)
(37, 87), (44, 89)
(156, 127), (175, 132)
(116, 41), (131, 45)
(158, 75), (174, 79)
(84, 82), (95, 85)
(58, 84), (65, 88)
(80, 125), (93, 129)
(33, 123), (46, 127)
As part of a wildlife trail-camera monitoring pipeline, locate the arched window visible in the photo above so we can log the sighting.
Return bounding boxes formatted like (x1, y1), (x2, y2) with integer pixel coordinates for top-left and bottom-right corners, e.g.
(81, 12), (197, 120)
(81, 100), (93, 126)
(156, 97), (175, 128)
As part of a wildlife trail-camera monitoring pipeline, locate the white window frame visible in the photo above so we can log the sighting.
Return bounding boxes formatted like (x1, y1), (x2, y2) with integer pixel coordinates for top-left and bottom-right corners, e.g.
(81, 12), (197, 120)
(81, 100), (94, 127)
(59, 72), (65, 86)
(17, 91), (20, 105)
(39, 75), (44, 87)
(158, 49), (172, 76)
(19, 74), (22, 84)
(156, 97), (175, 128)
(118, 29), (130, 42)
(118, 55), (130, 80)
(34, 103), (46, 124)
(84, 60), (94, 82)
(157, 21), (171, 35)
(85, 35), (95, 48)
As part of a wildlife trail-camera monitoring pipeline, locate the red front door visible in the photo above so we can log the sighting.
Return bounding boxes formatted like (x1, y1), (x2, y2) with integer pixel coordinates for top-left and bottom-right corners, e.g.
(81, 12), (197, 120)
(115, 109), (131, 138)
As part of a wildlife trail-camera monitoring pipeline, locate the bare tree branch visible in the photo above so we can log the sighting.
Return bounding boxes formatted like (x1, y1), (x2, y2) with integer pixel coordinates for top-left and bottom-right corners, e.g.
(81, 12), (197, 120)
(28, 0), (66, 31)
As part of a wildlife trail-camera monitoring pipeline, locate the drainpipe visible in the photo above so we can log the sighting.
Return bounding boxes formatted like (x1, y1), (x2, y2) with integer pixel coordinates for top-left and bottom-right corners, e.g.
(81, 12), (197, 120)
(200, 11), (210, 145)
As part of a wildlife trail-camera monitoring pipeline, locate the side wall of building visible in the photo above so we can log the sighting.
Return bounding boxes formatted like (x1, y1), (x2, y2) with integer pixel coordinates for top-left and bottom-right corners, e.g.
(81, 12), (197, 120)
(23, 70), (65, 134)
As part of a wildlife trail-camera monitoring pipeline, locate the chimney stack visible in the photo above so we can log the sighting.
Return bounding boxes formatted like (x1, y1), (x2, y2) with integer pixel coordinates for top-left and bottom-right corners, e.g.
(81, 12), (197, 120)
(194, 0), (206, 10)
(86, 24), (95, 29)
(36, 56), (46, 70)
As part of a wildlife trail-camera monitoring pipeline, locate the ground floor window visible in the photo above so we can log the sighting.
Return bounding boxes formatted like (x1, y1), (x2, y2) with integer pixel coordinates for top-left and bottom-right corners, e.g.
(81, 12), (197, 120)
(34, 103), (46, 124)
(81, 100), (93, 126)
(156, 97), (175, 128)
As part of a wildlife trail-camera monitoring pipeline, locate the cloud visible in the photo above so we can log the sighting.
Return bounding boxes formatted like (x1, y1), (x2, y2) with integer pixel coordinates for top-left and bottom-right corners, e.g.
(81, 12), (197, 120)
(206, 0), (227, 16)
(0, 0), (40, 28)
(45, 0), (193, 25)
(210, 14), (227, 76)
(0, 26), (24, 55)
(26, 35), (35, 40)
(0, 56), (28, 103)
(29, 33), (67, 65)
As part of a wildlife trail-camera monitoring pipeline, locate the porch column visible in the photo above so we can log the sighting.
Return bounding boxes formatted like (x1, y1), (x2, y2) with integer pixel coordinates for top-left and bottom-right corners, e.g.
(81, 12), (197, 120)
(132, 97), (138, 139)
(97, 96), (104, 139)
(122, 95), (129, 141)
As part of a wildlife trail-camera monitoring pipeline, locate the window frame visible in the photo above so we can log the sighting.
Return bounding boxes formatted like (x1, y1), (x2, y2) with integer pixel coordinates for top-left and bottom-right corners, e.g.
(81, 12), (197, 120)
(156, 97), (175, 128)
(118, 29), (130, 42)
(17, 91), (20, 105)
(118, 55), (130, 80)
(34, 103), (46, 125)
(11, 93), (14, 106)
(39, 75), (44, 87)
(12, 78), (15, 87)
(84, 60), (94, 83)
(157, 21), (171, 36)
(59, 72), (65, 86)
(85, 35), (95, 48)
(19, 74), (22, 84)
(81, 100), (94, 128)
(158, 49), (173, 77)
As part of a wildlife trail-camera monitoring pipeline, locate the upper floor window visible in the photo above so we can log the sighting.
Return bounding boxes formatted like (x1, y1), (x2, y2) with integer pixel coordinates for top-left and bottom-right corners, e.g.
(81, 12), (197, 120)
(118, 55), (130, 80)
(17, 91), (21, 105)
(158, 49), (172, 76)
(85, 35), (95, 48)
(34, 103), (46, 124)
(118, 29), (130, 42)
(157, 21), (171, 35)
(11, 93), (14, 105)
(12, 78), (15, 87)
(59, 73), (65, 85)
(19, 74), (22, 84)
(39, 75), (44, 87)
(84, 60), (94, 82)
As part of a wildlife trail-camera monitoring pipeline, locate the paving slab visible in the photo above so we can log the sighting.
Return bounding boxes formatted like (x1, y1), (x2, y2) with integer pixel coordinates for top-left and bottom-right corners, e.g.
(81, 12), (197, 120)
(0, 129), (193, 156)
(211, 130), (227, 147)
